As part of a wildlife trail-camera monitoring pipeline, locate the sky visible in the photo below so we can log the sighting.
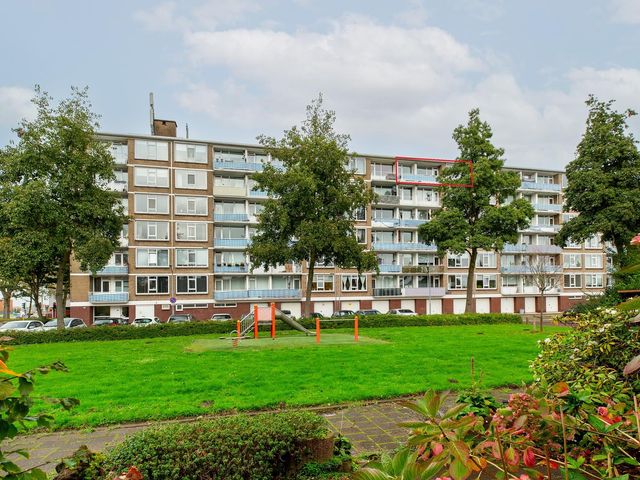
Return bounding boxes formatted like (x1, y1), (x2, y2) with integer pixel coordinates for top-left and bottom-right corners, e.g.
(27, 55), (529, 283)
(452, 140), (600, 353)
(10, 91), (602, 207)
(1, 0), (639, 170)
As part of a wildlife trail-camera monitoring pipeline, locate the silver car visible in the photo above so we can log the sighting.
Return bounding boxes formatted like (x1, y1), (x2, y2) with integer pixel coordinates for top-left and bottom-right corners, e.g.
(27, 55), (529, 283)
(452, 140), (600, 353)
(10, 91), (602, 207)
(132, 317), (160, 327)
(387, 309), (416, 316)
(0, 320), (45, 332)
(43, 318), (87, 330)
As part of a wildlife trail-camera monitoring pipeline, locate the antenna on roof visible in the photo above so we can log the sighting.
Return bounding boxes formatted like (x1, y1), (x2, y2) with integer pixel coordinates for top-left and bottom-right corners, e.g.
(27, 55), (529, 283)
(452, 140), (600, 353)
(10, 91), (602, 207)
(149, 92), (155, 135)
(186, 123), (189, 139)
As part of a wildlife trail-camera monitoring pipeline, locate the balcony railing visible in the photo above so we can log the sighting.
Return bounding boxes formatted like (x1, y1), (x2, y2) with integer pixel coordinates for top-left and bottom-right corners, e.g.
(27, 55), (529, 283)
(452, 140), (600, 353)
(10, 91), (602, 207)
(403, 287), (446, 297)
(398, 219), (425, 227)
(374, 194), (400, 205)
(500, 265), (561, 274)
(532, 203), (562, 212)
(89, 292), (129, 303)
(214, 289), (302, 301)
(524, 224), (561, 233)
(372, 218), (400, 227)
(378, 264), (402, 273)
(214, 160), (263, 172)
(520, 181), (562, 192)
(401, 265), (444, 274)
(213, 213), (250, 222)
(106, 181), (128, 193)
(398, 174), (440, 184)
(213, 238), (250, 248)
(372, 287), (403, 297)
(214, 265), (248, 273)
(248, 189), (269, 198)
(502, 244), (563, 254)
(372, 242), (437, 252)
(95, 265), (129, 275)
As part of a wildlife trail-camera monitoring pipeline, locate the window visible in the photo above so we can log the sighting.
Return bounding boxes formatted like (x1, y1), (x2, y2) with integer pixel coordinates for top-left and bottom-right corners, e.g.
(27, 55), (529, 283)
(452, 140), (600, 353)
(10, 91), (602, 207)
(565, 239), (581, 248)
(272, 276), (301, 290)
(136, 276), (169, 294)
(502, 275), (518, 287)
(353, 207), (366, 221)
(356, 229), (367, 244)
(418, 254), (439, 266)
(374, 185), (395, 196)
(416, 188), (437, 203)
(448, 253), (469, 268)
(214, 252), (245, 267)
(537, 216), (554, 226)
(475, 274), (497, 289)
(373, 208), (394, 220)
(585, 236), (601, 249)
(400, 275), (414, 288)
(176, 249), (209, 267)
(110, 142), (128, 163)
(417, 209), (431, 220)
(400, 253), (413, 266)
(399, 187), (413, 200)
(112, 252), (128, 266)
(476, 253), (496, 268)
(176, 222), (208, 241)
(399, 209), (413, 220)
(134, 140), (169, 160)
(134, 194), (169, 214)
(136, 249), (169, 267)
(564, 274), (582, 288)
(372, 231), (394, 243)
(175, 196), (208, 215)
(377, 253), (395, 265)
(134, 167), (169, 187)
(371, 163), (393, 177)
(215, 277), (246, 291)
(348, 157), (366, 174)
(341, 275), (367, 292)
(214, 176), (245, 188)
(563, 254), (582, 268)
(93, 278), (111, 292)
(135, 221), (169, 240)
(312, 274), (334, 292)
(176, 276), (208, 294)
(214, 226), (245, 239)
(175, 143), (207, 163)
(248, 276), (269, 290)
(585, 254), (603, 268)
(248, 203), (264, 216)
(316, 256), (335, 268)
(175, 169), (207, 189)
(214, 202), (245, 214)
(585, 274), (603, 288)
(448, 275), (467, 290)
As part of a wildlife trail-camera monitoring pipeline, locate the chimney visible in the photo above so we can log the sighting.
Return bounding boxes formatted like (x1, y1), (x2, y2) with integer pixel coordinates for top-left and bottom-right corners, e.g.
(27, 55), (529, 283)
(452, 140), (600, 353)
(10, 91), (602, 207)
(153, 119), (178, 137)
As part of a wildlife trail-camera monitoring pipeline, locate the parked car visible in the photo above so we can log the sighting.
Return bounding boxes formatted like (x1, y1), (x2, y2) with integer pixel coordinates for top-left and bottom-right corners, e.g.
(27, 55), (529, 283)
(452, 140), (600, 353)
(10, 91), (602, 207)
(0, 320), (45, 332)
(331, 310), (355, 318)
(132, 317), (160, 327)
(309, 312), (325, 319)
(280, 309), (296, 319)
(168, 314), (193, 323)
(355, 309), (381, 316)
(93, 316), (128, 327)
(387, 309), (417, 316)
(211, 313), (232, 321)
(43, 318), (87, 330)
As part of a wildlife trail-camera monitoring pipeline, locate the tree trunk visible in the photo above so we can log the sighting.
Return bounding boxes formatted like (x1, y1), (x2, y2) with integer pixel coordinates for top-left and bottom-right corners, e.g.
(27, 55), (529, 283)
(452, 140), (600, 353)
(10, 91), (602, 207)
(56, 249), (71, 330)
(0, 288), (11, 320)
(465, 249), (478, 313)
(304, 253), (316, 319)
(539, 289), (545, 332)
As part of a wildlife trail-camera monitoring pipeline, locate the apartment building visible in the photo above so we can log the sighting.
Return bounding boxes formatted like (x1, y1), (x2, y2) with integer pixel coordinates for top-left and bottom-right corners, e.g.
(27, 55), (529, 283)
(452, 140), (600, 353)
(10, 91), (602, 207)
(68, 120), (609, 322)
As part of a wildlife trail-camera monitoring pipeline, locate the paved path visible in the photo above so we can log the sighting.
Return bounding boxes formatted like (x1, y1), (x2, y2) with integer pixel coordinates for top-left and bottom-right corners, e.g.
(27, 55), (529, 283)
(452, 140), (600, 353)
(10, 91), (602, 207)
(8, 389), (513, 474)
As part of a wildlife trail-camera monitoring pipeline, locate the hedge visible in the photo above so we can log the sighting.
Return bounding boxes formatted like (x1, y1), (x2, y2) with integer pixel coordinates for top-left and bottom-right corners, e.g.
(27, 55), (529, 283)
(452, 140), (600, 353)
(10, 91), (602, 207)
(2, 313), (522, 345)
(97, 412), (329, 480)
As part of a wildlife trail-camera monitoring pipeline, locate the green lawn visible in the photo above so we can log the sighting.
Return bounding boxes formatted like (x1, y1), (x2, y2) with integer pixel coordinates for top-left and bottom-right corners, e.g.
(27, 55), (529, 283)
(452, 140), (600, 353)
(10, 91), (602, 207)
(10, 324), (560, 428)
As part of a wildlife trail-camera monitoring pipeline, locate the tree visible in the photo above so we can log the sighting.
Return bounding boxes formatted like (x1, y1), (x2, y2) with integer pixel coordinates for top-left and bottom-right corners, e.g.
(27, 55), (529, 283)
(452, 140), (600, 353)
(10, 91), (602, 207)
(525, 256), (561, 332)
(0, 87), (127, 329)
(419, 109), (534, 313)
(248, 95), (379, 318)
(557, 95), (640, 267)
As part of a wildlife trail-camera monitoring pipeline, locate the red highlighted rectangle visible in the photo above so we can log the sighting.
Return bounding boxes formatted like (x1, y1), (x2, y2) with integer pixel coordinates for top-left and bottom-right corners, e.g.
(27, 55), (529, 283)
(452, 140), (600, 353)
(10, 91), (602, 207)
(394, 156), (474, 188)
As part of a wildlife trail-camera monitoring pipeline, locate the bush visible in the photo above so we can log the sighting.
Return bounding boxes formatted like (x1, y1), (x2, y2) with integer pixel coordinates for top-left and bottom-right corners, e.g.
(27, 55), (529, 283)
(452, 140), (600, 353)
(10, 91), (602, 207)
(98, 412), (330, 480)
(565, 287), (620, 314)
(3, 314), (522, 345)
(617, 296), (640, 313)
(530, 308), (640, 405)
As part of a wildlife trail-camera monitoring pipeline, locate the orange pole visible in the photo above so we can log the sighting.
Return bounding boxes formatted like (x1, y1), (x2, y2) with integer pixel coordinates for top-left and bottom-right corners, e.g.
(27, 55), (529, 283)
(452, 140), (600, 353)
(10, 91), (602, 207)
(254, 304), (259, 339)
(315, 317), (320, 344)
(270, 302), (276, 339)
(236, 320), (241, 338)
(354, 314), (359, 342)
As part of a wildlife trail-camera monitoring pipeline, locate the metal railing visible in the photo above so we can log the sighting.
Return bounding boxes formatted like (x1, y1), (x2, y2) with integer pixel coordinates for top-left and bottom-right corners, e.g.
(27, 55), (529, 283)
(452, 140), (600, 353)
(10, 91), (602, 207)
(95, 265), (129, 275)
(213, 213), (250, 222)
(213, 238), (250, 248)
(88, 292), (129, 303)
(520, 181), (562, 192)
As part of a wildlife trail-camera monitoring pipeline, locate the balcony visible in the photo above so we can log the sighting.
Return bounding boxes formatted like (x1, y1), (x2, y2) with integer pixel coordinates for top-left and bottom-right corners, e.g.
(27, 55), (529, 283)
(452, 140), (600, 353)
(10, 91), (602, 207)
(502, 244), (563, 254)
(398, 174), (440, 184)
(214, 289), (302, 301)
(214, 265), (248, 273)
(95, 265), (129, 275)
(213, 238), (250, 248)
(401, 265), (444, 274)
(374, 194), (400, 205)
(500, 265), (561, 274)
(524, 224), (561, 233)
(378, 264), (402, 273)
(248, 189), (269, 198)
(106, 181), (128, 193)
(89, 292), (129, 303)
(372, 242), (437, 252)
(398, 219), (425, 228)
(251, 264), (302, 274)
(532, 203), (562, 212)
(214, 213), (250, 222)
(403, 287), (446, 297)
(520, 181), (562, 192)
(214, 160), (263, 172)
(373, 287), (403, 297)
(372, 217), (400, 227)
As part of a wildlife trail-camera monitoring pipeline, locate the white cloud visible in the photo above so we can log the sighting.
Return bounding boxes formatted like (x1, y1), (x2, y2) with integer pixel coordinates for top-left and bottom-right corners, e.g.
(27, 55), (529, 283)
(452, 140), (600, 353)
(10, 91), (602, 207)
(610, 0), (640, 24)
(171, 15), (639, 170)
(0, 86), (35, 133)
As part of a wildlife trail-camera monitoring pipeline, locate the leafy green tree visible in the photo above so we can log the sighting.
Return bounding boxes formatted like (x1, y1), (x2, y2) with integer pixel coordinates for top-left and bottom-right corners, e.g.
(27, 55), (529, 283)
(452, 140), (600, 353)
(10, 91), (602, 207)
(0, 87), (127, 329)
(419, 109), (534, 313)
(248, 95), (378, 318)
(557, 95), (640, 267)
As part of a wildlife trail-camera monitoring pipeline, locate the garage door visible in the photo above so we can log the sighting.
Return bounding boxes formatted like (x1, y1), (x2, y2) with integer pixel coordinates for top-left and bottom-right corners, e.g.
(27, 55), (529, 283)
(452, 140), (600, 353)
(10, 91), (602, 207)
(135, 305), (154, 319)
(281, 302), (301, 318)
(476, 298), (490, 313)
(453, 299), (466, 314)
(427, 299), (442, 314)
(501, 297), (514, 313)
(545, 296), (558, 313)
(401, 299), (415, 310)
(341, 301), (360, 311)
(314, 301), (333, 317)
(372, 300), (389, 312)
(525, 297), (536, 313)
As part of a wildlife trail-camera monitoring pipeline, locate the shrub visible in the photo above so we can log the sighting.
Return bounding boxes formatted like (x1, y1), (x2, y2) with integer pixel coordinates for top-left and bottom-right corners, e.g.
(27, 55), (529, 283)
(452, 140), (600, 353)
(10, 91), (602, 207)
(565, 287), (620, 315)
(3, 314), (522, 345)
(98, 412), (330, 480)
(531, 308), (640, 405)
(617, 296), (640, 313)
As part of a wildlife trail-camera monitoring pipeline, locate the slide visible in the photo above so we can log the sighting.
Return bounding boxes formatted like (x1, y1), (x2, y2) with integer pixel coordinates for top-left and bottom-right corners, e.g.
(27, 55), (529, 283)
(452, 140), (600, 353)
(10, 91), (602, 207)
(238, 309), (311, 336)
(275, 311), (311, 335)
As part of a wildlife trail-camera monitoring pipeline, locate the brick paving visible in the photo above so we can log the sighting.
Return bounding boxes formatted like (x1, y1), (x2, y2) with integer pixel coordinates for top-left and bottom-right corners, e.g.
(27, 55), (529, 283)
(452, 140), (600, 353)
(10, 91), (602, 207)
(7, 389), (514, 474)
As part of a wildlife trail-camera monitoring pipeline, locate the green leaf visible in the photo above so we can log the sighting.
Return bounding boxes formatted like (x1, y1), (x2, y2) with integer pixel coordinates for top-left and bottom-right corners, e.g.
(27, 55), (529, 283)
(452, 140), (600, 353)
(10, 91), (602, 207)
(448, 458), (471, 480)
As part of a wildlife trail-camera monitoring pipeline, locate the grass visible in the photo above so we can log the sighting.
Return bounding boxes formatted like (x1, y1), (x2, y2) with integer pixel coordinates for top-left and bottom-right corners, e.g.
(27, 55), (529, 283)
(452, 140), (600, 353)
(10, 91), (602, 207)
(9, 324), (562, 429)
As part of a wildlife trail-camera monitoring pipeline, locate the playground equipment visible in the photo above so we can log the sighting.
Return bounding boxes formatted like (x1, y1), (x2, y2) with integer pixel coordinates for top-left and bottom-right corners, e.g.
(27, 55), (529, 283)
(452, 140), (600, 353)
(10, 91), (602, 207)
(233, 304), (312, 337)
